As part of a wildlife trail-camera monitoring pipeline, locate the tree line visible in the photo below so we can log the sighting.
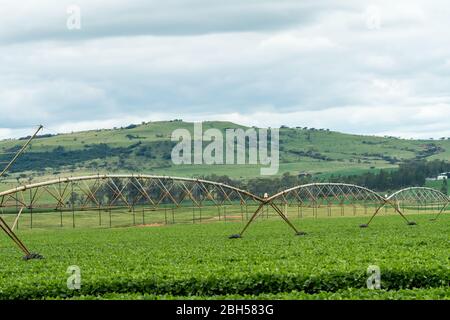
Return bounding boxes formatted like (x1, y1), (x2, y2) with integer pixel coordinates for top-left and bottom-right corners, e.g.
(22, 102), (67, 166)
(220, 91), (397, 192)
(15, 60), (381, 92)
(200, 159), (450, 196)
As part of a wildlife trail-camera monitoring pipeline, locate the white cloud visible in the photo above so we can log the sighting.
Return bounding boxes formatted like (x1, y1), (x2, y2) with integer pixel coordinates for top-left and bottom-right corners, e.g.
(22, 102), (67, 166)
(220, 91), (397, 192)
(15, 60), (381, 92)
(0, 0), (449, 139)
(192, 104), (450, 139)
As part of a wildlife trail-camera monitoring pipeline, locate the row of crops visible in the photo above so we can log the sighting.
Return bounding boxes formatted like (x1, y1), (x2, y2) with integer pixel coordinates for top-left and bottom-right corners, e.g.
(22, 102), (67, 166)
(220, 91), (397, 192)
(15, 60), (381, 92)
(0, 213), (448, 299)
(0, 203), (446, 230)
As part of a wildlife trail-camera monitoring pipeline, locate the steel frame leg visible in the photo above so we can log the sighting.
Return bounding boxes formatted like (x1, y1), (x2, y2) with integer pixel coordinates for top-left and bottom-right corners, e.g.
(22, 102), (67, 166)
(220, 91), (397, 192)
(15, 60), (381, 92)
(0, 216), (43, 260)
(229, 203), (265, 238)
(362, 200), (415, 227)
(269, 203), (306, 235)
(229, 202), (306, 238)
(430, 201), (449, 221)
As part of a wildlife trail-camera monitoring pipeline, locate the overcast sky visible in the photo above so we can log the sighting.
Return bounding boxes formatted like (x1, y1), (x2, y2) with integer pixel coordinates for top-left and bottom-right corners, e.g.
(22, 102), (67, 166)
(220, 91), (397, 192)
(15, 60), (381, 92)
(0, 0), (449, 139)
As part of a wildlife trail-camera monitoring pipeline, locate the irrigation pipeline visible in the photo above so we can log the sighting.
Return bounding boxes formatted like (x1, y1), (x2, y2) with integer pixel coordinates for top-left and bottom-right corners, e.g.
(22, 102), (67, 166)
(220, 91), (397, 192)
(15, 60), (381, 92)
(0, 177), (449, 259)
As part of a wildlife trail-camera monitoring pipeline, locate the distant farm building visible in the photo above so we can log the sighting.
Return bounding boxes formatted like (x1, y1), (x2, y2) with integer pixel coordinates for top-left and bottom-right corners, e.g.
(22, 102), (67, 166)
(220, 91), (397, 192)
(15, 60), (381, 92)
(437, 172), (449, 180)
(425, 172), (449, 181)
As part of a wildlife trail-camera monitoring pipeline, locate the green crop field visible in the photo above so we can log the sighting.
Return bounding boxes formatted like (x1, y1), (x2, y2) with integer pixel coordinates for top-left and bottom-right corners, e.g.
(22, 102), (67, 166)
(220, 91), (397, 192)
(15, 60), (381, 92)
(0, 212), (448, 300)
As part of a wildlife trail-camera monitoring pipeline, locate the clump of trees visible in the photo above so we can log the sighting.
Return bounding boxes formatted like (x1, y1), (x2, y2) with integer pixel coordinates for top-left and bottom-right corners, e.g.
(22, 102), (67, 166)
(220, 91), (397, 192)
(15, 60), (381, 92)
(332, 159), (450, 191)
(200, 160), (450, 195)
(441, 178), (448, 195)
(199, 173), (313, 197)
(0, 144), (133, 172)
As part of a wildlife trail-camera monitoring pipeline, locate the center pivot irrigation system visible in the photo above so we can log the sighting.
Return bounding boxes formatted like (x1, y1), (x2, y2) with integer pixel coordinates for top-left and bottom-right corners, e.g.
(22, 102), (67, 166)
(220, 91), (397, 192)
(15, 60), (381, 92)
(230, 182), (449, 238)
(0, 172), (448, 260)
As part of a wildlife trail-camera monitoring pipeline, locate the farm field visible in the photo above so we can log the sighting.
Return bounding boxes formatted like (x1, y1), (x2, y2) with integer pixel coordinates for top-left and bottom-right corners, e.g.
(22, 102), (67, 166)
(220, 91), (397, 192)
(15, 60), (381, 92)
(1, 121), (449, 180)
(0, 203), (445, 230)
(0, 213), (448, 300)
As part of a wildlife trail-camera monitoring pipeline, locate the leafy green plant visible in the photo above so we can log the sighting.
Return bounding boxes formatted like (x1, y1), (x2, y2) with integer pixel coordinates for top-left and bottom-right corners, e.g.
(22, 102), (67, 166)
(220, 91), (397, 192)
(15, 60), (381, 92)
(0, 214), (448, 299)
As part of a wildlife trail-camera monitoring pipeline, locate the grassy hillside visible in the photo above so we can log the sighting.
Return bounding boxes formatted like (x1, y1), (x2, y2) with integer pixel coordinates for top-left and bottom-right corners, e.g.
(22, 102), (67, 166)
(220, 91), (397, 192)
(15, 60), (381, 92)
(0, 120), (449, 184)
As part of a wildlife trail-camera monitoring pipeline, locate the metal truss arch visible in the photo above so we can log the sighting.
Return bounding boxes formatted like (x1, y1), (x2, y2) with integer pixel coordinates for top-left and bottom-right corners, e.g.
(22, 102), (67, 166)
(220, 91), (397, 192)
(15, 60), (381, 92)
(2, 176), (449, 259)
(0, 174), (264, 215)
(0, 174), (263, 204)
(0, 174), (263, 258)
(386, 187), (450, 221)
(234, 182), (401, 238)
(387, 186), (449, 203)
(266, 182), (386, 203)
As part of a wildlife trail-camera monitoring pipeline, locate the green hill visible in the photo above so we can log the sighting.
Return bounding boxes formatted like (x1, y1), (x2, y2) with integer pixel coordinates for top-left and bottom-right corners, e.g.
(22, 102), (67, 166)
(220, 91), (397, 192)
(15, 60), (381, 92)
(1, 120), (449, 183)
